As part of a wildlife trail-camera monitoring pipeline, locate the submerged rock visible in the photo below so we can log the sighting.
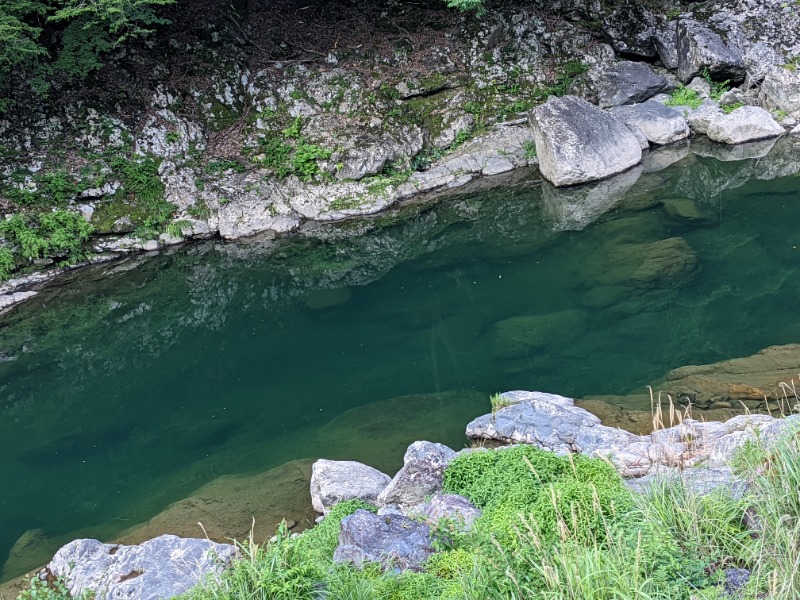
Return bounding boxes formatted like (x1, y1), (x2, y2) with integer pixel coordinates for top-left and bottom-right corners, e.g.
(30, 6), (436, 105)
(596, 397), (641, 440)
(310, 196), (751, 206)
(333, 509), (432, 570)
(529, 96), (642, 187)
(494, 309), (588, 358)
(45, 535), (236, 600)
(581, 237), (698, 289)
(377, 441), (456, 508)
(310, 460), (390, 514)
(706, 106), (784, 145)
(656, 344), (800, 409)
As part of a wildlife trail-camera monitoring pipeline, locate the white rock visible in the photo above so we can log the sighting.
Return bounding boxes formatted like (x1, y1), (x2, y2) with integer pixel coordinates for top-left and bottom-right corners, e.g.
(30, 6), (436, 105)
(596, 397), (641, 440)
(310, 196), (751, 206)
(706, 106), (785, 145)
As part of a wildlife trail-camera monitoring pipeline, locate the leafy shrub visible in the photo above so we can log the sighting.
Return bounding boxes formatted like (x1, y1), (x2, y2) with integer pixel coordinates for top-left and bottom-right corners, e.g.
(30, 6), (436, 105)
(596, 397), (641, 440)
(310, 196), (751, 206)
(0, 210), (93, 263)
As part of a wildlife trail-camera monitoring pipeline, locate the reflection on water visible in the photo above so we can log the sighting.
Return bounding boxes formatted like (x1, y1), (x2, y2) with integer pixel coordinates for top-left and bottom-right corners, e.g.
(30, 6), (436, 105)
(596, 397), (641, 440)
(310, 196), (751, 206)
(1, 136), (800, 581)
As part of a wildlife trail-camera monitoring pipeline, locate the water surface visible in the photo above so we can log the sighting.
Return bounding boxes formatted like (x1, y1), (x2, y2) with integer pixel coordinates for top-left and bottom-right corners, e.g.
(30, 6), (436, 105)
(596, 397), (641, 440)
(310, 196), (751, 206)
(1, 137), (800, 580)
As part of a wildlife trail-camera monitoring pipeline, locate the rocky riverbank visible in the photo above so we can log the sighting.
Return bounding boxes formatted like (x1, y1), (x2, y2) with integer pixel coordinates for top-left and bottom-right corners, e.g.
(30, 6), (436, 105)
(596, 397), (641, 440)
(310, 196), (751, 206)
(2, 0), (800, 310)
(6, 341), (800, 598)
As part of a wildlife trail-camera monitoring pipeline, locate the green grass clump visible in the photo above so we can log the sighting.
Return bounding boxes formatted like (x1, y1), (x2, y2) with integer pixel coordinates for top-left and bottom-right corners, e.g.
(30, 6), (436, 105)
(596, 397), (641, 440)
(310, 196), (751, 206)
(722, 102), (744, 114)
(180, 422), (800, 600)
(665, 86), (703, 109)
(252, 117), (332, 182)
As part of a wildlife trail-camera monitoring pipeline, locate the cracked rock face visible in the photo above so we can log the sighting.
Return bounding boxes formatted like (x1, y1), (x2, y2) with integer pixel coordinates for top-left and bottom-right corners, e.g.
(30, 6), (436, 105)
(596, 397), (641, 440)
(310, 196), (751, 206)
(529, 96), (642, 187)
(377, 441), (456, 508)
(676, 19), (746, 84)
(333, 509), (433, 570)
(593, 61), (668, 108)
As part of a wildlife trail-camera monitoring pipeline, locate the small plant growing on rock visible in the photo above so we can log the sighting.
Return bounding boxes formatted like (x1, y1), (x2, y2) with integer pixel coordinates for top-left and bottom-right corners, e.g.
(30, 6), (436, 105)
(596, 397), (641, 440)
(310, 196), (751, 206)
(523, 140), (537, 159)
(665, 86), (703, 109)
(489, 392), (513, 416)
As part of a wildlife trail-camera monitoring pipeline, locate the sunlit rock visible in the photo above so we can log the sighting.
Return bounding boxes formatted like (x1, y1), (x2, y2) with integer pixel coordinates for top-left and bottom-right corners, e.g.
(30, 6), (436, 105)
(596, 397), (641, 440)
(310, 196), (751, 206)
(529, 96), (642, 187)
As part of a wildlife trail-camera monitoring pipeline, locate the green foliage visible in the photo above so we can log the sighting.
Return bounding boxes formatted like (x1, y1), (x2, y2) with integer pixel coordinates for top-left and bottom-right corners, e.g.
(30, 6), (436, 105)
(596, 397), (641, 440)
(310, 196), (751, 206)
(445, 0), (486, 15)
(253, 118), (332, 182)
(185, 499), (375, 600)
(0, 0), (174, 95)
(489, 392), (513, 416)
(0, 209), (93, 273)
(722, 102), (744, 114)
(17, 575), (72, 600)
(0, 246), (14, 279)
(702, 68), (731, 101)
(665, 86), (703, 109)
(523, 140), (538, 159)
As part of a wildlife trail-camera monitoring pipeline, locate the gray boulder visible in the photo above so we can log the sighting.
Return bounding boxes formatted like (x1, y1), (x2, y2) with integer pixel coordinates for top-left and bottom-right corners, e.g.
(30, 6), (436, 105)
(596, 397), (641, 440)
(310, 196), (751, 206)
(686, 104), (725, 135)
(626, 466), (747, 500)
(706, 106), (784, 145)
(602, 3), (659, 58)
(408, 493), (482, 531)
(529, 96), (642, 187)
(595, 62), (667, 108)
(653, 22), (679, 70)
(760, 66), (800, 116)
(744, 42), (784, 89)
(310, 459), (390, 514)
(465, 390), (602, 454)
(676, 20), (745, 84)
(609, 101), (690, 145)
(333, 509), (432, 570)
(45, 535), (236, 600)
(377, 441), (456, 507)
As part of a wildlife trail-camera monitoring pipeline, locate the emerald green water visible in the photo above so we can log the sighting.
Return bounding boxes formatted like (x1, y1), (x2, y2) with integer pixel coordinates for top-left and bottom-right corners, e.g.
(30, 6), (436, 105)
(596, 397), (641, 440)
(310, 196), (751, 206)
(1, 137), (800, 580)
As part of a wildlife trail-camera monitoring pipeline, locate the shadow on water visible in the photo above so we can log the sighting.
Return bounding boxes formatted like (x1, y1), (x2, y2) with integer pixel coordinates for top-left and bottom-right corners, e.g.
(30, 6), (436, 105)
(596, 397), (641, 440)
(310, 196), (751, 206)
(1, 136), (800, 581)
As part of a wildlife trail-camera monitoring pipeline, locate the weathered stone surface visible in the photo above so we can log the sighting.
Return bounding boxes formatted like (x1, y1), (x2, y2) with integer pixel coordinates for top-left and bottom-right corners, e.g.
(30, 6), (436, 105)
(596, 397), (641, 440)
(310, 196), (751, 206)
(609, 101), (690, 145)
(686, 104), (725, 135)
(377, 441), (456, 507)
(0, 291), (38, 314)
(706, 106), (784, 145)
(759, 66), (800, 116)
(333, 509), (432, 570)
(594, 62), (667, 108)
(494, 309), (588, 358)
(602, 4), (659, 58)
(653, 22), (679, 70)
(657, 344), (800, 409)
(540, 166), (642, 231)
(310, 460), (390, 514)
(676, 19), (745, 83)
(743, 42), (783, 89)
(626, 466), (747, 500)
(466, 389), (799, 477)
(465, 391), (602, 454)
(408, 493), (481, 531)
(529, 96), (642, 187)
(45, 535), (236, 600)
(642, 142), (691, 173)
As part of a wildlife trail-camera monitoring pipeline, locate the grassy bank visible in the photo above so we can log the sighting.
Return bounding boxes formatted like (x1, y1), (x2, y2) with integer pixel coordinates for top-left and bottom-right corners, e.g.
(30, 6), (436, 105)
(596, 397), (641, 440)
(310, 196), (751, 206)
(173, 425), (800, 600)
